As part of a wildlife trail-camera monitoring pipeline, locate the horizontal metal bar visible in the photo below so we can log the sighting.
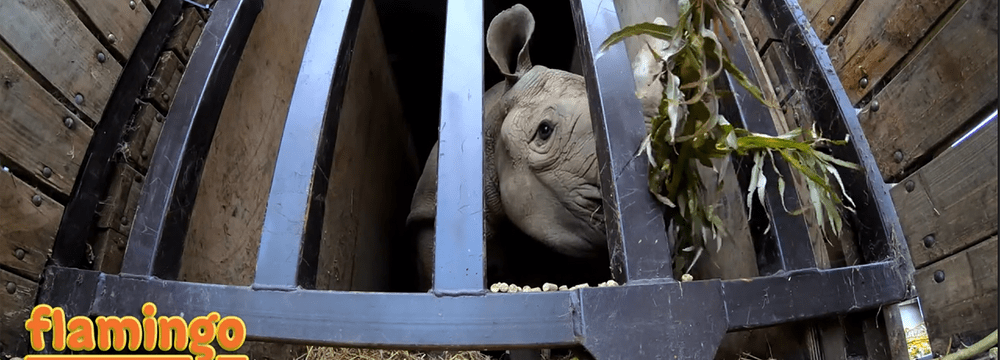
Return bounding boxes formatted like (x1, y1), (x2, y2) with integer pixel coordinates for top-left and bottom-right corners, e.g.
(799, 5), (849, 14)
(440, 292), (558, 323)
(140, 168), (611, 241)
(570, 0), (674, 283)
(120, 0), (263, 278)
(50, 0), (185, 269)
(252, 0), (363, 290)
(432, 0), (485, 294)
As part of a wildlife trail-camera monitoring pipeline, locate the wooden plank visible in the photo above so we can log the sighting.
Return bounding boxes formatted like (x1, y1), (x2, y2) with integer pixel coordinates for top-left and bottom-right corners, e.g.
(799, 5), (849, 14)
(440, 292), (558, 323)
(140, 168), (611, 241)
(798, 0), (858, 43)
(71, 0), (153, 61)
(741, 0), (779, 53)
(890, 120), (997, 268)
(915, 236), (998, 354)
(124, 101), (165, 172)
(0, 269), (37, 358)
(166, 7), (206, 63)
(0, 171), (62, 281)
(859, 0), (998, 179)
(93, 229), (127, 273)
(827, 0), (960, 105)
(143, 51), (185, 113)
(0, 50), (94, 197)
(0, 0), (123, 122)
(144, 0), (159, 10)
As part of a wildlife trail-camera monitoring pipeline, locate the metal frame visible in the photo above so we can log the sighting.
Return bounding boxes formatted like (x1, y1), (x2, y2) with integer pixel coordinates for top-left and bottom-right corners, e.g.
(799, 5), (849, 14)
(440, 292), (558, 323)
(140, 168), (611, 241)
(39, 0), (915, 358)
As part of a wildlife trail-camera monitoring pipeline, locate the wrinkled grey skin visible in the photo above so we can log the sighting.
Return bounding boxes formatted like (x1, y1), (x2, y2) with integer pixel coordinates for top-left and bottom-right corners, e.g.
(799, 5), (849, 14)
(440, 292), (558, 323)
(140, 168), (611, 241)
(407, 4), (606, 291)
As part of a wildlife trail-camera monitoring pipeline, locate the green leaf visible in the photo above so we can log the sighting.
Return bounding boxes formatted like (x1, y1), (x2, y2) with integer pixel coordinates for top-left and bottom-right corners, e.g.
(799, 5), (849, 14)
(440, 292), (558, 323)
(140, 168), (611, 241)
(599, 23), (679, 54)
(721, 55), (778, 108)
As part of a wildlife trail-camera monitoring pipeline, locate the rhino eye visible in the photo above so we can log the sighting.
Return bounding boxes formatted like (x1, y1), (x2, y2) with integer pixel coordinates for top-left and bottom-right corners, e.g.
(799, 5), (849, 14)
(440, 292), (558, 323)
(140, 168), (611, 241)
(536, 120), (554, 141)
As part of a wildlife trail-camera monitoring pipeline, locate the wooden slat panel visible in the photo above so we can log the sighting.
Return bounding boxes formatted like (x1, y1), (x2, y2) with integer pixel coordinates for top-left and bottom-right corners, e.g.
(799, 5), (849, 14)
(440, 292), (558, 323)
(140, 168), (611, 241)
(798, 0), (857, 43)
(0, 0), (123, 122)
(891, 120), (997, 268)
(143, 51), (185, 113)
(167, 6), (207, 63)
(0, 50), (95, 196)
(0, 269), (37, 358)
(827, 0), (960, 104)
(915, 236), (998, 354)
(741, 0), (779, 52)
(859, 0), (998, 179)
(0, 171), (62, 281)
(71, 0), (153, 61)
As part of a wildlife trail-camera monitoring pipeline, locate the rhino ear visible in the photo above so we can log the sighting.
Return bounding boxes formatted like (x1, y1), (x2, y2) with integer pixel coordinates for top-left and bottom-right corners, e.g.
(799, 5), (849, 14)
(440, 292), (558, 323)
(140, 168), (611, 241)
(487, 4), (535, 83)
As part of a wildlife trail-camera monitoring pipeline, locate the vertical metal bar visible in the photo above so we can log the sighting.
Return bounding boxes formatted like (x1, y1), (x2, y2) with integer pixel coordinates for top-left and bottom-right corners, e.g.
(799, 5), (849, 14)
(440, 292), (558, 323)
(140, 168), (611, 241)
(120, 0), (263, 278)
(49, 0), (184, 269)
(570, 0), (674, 283)
(432, 0), (484, 294)
(251, 0), (364, 290)
(716, 26), (817, 275)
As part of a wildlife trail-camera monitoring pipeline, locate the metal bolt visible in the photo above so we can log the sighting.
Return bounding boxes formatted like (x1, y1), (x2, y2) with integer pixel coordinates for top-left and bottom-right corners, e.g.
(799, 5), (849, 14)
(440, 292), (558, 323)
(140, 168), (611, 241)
(827, 16), (836, 25)
(31, 194), (42, 207)
(859, 77), (869, 88)
(14, 249), (25, 260)
(5, 282), (15, 294)
(923, 234), (936, 248)
(64, 117), (75, 129)
(97, 52), (106, 63)
(933, 270), (945, 283)
(75, 93), (84, 105)
(141, 150), (149, 159)
(838, 36), (845, 46)
(893, 150), (904, 163)
(108, 33), (117, 44)
(161, 93), (170, 101)
(905, 180), (915, 192)
(870, 100), (880, 112)
(42, 166), (52, 178)
(753, 37), (759, 46)
(121, 216), (129, 226)
(129, 0), (136, 9)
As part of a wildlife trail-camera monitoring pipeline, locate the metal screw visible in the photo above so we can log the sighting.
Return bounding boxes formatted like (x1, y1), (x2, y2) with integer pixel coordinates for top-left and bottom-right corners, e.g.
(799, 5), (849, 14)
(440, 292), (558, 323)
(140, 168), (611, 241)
(859, 77), (869, 88)
(42, 166), (52, 178)
(129, 0), (136, 9)
(923, 234), (936, 248)
(905, 180), (915, 192)
(933, 270), (946, 283)
(161, 93), (170, 101)
(827, 16), (836, 25)
(5, 282), (15, 294)
(893, 150), (904, 163)
(141, 150), (149, 159)
(75, 93), (84, 105)
(64, 117), (75, 129)
(108, 33), (117, 44)
(97, 52), (107, 63)
(31, 194), (42, 207)
(121, 216), (129, 226)
(870, 100), (880, 112)
(14, 249), (25, 260)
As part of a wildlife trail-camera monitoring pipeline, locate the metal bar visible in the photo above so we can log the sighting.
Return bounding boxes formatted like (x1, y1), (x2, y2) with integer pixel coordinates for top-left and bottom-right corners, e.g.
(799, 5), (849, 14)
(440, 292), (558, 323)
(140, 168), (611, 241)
(251, 0), (364, 290)
(49, 0), (185, 269)
(758, 0), (915, 277)
(432, 0), (485, 294)
(120, 0), (263, 278)
(569, 0), (674, 283)
(715, 24), (817, 275)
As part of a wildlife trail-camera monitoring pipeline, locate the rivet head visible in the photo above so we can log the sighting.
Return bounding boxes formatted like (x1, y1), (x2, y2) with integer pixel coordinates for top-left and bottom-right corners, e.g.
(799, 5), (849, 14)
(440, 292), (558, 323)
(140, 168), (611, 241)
(923, 234), (936, 248)
(870, 100), (880, 112)
(838, 36), (845, 46)
(75, 93), (84, 105)
(828, 16), (836, 25)
(42, 166), (52, 178)
(129, 0), (136, 9)
(859, 77), (869, 88)
(933, 270), (946, 283)
(5, 282), (15, 294)
(893, 150), (904, 163)
(97, 52), (106, 63)
(108, 33), (117, 44)
(141, 150), (149, 159)
(64, 117), (75, 129)
(121, 216), (129, 225)
(14, 249), (25, 260)
(31, 194), (42, 207)
(161, 93), (170, 101)
(905, 180), (915, 192)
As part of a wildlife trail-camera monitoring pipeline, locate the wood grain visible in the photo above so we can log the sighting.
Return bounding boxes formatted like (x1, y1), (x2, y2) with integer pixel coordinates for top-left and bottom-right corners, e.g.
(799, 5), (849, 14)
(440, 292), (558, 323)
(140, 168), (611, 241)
(0, 171), (62, 281)
(144, 51), (185, 113)
(827, 0), (960, 105)
(891, 120), (997, 268)
(915, 236), (998, 354)
(0, 0), (122, 122)
(0, 50), (94, 197)
(858, 0), (998, 179)
(70, 0), (153, 61)
(0, 269), (37, 358)
(166, 7), (206, 63)
(797, 0), (858, 43)
(740, 0), (778, 53)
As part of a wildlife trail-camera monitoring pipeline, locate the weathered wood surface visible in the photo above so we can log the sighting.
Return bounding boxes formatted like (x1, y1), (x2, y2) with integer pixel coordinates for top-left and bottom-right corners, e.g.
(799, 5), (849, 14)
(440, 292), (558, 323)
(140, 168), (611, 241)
(797, 0), (858, 43)
(166, 7), (207, 62)
(741, 0), (779, 53)
(97, 163), (144, 235)
(0, 0), (122, 122)
(0, 171), (62, 281)
(144, 51), (185, 113)
(124, 101), (166, 172)
(915, 236), (998, 354)
(0, 50), (94, 197)
(0, 268), (38, 358)
(859, 0), (998, 180)
(93, 229), (127, 274)
(70, 0), (153, 61)
(891, 120), (997, 268)
(827, 0), (960, 105)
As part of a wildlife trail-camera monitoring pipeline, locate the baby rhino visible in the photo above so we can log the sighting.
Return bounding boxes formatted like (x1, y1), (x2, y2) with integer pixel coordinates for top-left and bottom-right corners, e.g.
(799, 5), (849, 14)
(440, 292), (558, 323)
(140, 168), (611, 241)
(407, 4), (608, 291)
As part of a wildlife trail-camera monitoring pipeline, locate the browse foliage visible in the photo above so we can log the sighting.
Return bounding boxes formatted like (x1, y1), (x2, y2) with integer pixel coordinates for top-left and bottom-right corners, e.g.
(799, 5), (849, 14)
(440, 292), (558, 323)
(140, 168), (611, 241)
(600, 0), (859, 275)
